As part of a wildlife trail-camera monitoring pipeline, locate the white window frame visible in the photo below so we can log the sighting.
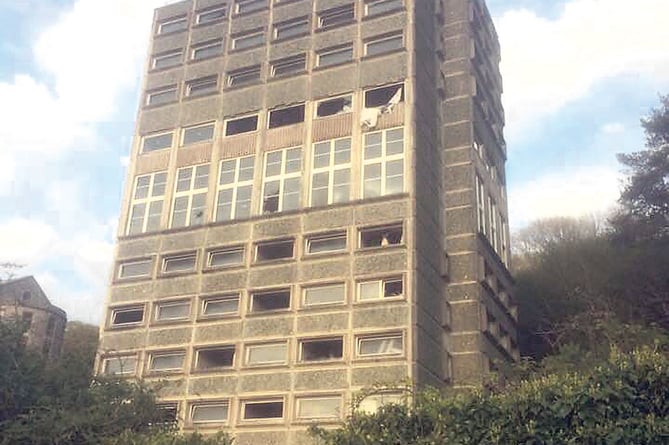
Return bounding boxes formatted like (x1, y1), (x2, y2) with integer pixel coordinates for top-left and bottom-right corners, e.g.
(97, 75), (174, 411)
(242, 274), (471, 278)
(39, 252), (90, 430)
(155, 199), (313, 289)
(200, 294), (240, 318)
(157, 16), (187, 35)
(310, 137), (352, 207)
(318, 5), (355, 29)
(314, 94), (353, 118)
(215, 156), (255, 222)
(142, 131), (174, 153)
(271, 54), (307, 77)
(148, 351), (186, 372)
(356, 333), (404, 357)
(191, 40), (223, 60)
(182, 122), (216, 146)
(224, 113), (259, 135)
(161, 253), (197, 274)
(146, 85), (177, 106)
(152, 51), (182, 70)
(305, 232), (347, 255)
(232, 30), (265, 50)
(154, 300), (191, 322)
(226, 66), (261, 87)
(196, 6), (227, 24)
(357, 277), (404, 301)
(298, 337), (344, 362)
(303, 283), (346, 307)
(185, 76), (218, 98)
(117, 259), (153, 279)
(364, 0), (403, 17)
(234, 0), (267, 14)
(171, 164), (210, 228)
(296, 396), (343, 420)
(110, 306), (145, 327)
(273, 17), (309, 40)
(206, 247), (245, 268)
(261, 147), (302, 214)
(317, 44), (353, 67)
(102, 355), (138, 376)
(357, 392), (403, 414)
(362, 127), (405, 198)
(249, 288), (291, 313)
(364, 33), (404, 57)
(190, 401), (230, 425)
(475, 175), (486, 235)
(194, 346), (235, 370)
(244, 342), (288, 366)
(488, 195), (498, 252)
(240, 399), (285, 421)
(126, 172), (167, 235)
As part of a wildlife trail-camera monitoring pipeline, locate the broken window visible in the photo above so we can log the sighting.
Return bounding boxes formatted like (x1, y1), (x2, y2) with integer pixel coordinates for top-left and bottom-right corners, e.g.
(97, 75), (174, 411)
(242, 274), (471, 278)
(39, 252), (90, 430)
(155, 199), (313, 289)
(196, 5), (227, 24)
(261, 148), (302, 213)
(296, 396), (342, 419)
(216, 156), (254, 221)
(273, 17), (309, 40)
(359, 224), (403, 248)
(318, 4), (354, 29)
(245, 342), (287, 365)
(201, 295), (240, 317)
(155, 301), (190, 321)
(207, 247), (244, 268)
(185, 76), (218, 98)
(156, 403), (179, 424)
(102, 355), (138, 376)
(365, 84), (404, 108)
(365, 33), (404, 56)
(271, 54), (306, 77)
(242, 400), (284, 420)
(225, 114), (258, 135)
(157, 16), (187, 35)
(171, 164), (209, 227)
(118, 259), (152, 278)
(316, 95), (352, 118)
(142, 132), (173, 153)
(306, 232), (347, 254)
(250, 289), (291, 312)
(182, 122), (215, 145)
(255, 239), (294, 262)
(317, 44), (353, 67)
(303, 284), (346, 306)
(357, 333), (403, 356)
(190, 402), (229, 424)
(365, 0), (403, 16)
(268, 104), (305, 128)
(149, 351), (186, 372)
(358, 277), (404, 301)
(111, 306), (144, 326)
(300, 338), (343, 362)
(146, 85), (177, 106)
(192, 40), (223, 60)
(195, 346), (235, 370)
(162, 253), (197, 273)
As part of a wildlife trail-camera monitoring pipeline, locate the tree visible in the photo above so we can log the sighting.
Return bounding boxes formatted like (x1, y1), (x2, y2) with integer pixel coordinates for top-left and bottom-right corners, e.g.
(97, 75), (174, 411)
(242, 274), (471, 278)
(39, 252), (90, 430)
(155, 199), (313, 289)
(613, 95), (669, 241)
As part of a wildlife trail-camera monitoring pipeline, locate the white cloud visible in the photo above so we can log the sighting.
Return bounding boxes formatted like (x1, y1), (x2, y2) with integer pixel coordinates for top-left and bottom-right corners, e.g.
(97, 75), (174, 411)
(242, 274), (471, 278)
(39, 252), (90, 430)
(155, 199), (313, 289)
(496, 0), (669, 142)
(601, 122), (626, 134)
(0, 219), (59, 265)
(508, 166), (622, 228)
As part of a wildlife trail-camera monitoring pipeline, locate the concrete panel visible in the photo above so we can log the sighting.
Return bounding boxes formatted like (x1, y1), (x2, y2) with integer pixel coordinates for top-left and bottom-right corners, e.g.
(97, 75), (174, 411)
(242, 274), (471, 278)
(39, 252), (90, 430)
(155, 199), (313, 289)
(360, 52), (408, 89)
(297, 313), (349, 333)
(361, 13), (406, 38)
(147, 327), (192, 346)
(243, 316), (293, 338)
(354, 200), (409, 224)
(353, 251), (407, 275)
(295, 369), (347, 390)
(313, 24), (357, 51)
(226, 47), (266, 71)
(451, 352), (484, 384)
(146, 69), (185, 91)
(443, 163), (473, 190)
(139, 106), (180, 134)
(442, 121), (472, 149)
(239, 372), (291, 392)
(249, 264), (297, 288)
(152, 33), (188, 55)
(448, 252), (479, 282)
(273, 1), (312, 21)
(206, 223), (252, 245)
(266, 78), (309, 109)
(444, 206), (476, 237)
(253, 217), (301, 238)
(201, 271), (248, 293)
(161, 231), (206, 251)
(179, 95), (222, 126)
(351, 365), (407, 386)
(117, 238), (161, 259)
(184, 57), (223, 80)
(153, 378), (186, 397)
(194, 322), (243, 343)
(230, 11), (269, 34)
(99, 331), (146, 351)
(155, 2), (190, 21)
(189, 375), (238, 395)
(353, 305), (408, 329)
(154, 276), (200, 297)
(446, 282), (480, 302)
(236, 432), (288, 445)
(109, 283), (154, 303)
(190, 23), (227, 44)
(303, 208), (353, 231)
(221, 87), (263, 117)
(312, 66), (357, 98)
(269, 38), (312, 60)
(299, 259), (350, 282)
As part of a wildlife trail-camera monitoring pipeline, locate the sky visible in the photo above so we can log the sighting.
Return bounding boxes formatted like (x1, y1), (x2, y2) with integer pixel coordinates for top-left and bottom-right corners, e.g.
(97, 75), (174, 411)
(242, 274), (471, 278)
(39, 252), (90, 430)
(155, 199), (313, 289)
(0, 0), (668, 324)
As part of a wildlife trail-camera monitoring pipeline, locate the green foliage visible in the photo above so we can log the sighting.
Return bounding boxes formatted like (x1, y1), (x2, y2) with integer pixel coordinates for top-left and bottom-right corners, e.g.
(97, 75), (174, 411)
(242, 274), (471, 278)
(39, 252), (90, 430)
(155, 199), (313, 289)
(312, 348), (669, 445)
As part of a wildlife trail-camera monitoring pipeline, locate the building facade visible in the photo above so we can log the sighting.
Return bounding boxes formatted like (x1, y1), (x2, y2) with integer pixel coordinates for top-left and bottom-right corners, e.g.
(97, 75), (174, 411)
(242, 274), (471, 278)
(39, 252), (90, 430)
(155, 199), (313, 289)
(97, 0), (517, 442)
(0, 276), (67, 359)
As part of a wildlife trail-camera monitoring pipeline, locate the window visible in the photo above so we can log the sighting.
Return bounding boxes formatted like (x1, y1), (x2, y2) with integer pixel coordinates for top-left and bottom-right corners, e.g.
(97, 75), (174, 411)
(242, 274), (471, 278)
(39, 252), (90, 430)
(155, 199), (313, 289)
(255, 239), (294, 262)
(303, 284), (346, 306)
(310, 138), (351, 206)
(182, 122), (215, 145)
(232, 31), (265, 50)
(196, 5), (227, 24)
(207, 247), (244, 268)
(118, 259), (153, 279)
(261, 148), (302, 213)
(365, 33), (403, 56)
(242, 400), (284, 420)
(271, 54), (306, 77)
(227, 66), (261, 87)
(157, 17), (187, 35)
(358, 277), (403, 301)
(318, 5), (355, 29)
(488, 196), (498, 252)
(190, 402), (229, 424)
(110, 306), (144, 326)
(156, 403), (179, 424)
(365, 0), (403, 17)
(365, 84), (404, 108)
(268, 104), (305, 128)
(216, 156), (254, 221)
(185, 76), (218, 98)
(357, 333), (403, 356)
(273, 18), (309, 40)
(146, 85), (177, 106)
(102, 355), (137, 376)
(127, 172), (167, 235)
(149, 351), (186, 372)
(250, 289), (290, 312)
(155, 300), (190, 322)
(201, 295), (240, 317)
(171, 164), (209, 227)
(296, 396), (342, 419)
(359, 224), (403, 248)
(362, 127), (404, 197)
(22, 312), (33, 329)
(142, 132), (173, 153)
(235, 0), (267, 14)
(225, 114), (259, 135)
(192, 40), (223, 60)
(162, 253), (197, 273)
(317, 45), (353, 67)
(316, 95), (352, 118)
(245, 342), (288, 365)
(475, 175), (486, 235)
(306, 232), (347, 254)
(152, 51), (182, 70)
(357, 393), (403, 414)
(300, 338), (343, 362)
(195, 346), (235, 370)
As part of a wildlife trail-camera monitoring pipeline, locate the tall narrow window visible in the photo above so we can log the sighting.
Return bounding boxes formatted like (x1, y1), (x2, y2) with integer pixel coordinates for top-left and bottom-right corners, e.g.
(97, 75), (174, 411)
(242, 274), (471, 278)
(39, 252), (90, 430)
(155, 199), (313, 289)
(215, 156), (254, 221)
(475, 175), (486, 235)
(127, 171), (167, 235)
(261, 148), (302, 213)
(310, 138), (351, 207)
(171, 164), (209, 228)
(488, 196), (498, 252)
(362, 127), (404, 198)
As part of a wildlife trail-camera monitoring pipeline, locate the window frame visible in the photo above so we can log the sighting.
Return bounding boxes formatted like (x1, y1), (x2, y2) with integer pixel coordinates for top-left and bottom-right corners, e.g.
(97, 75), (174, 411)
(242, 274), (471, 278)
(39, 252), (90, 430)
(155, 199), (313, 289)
(189, 401), (230, 425)
(273, 17), (309, 41)
(364, 33), (404, 57)
(161, 252), (198, 274)
(170, 164), (210, 228)
(206, 246), (245, 269)
(316, 44), (354, 68)
(146, 85), (178, 106)
(126, 172), (167, 235)
(268, 104), (306, 129)
(240, 399), (285, 421)
(254, 238), (295, 263)
(234, 0), (267, 15)
(310, 137), (352, 207)
(194, 345), (236, 371)
(318, 4), (355, 29)
(154, 299), (191, 323)
(362, 126), (405, 198)
(196, 5), (227, 25)
(231, 30), (265, 51)
(224, 113), (259, 135)
(109, 305), (145, 328)
(261, 147), (303, 214)
(357, 276), (404, 302)
(244, 341), (289, 366)
(102, 354), (138, 376)
(298, 337), (344, 363)
(358, 223), (404, 249)
(364, 0), (404, 17)
(200, 294), (241, 319)
(249, 288), (291, 313)
(151, 50), (182, 70)
(215, 156), (255, 222)
(295, 395), (343, 420)
(182, 122), (216, 146)
(305, 232), (347, 255)
(271, 54), (307, 77)
(117, 258), (153, 279)
(356, 332), (404, 357)
(302, 282), (346, 307)
(156, 16), (188, 35)
(191, 40), (224, 60)
(142, 131), (174, 153)
(315, 94), (353, 118)
(147, 350), (187, 373)
(184, 76), (218, 98)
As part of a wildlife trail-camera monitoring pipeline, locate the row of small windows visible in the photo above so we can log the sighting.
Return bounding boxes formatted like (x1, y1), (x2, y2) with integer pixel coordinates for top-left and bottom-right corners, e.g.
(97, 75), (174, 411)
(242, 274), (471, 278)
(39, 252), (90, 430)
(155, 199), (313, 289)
(155, 1), (404, 38)
(128, 128), (405, 235)
(108, 276), (404, 331)
(475, 175), (508, 265)
(120, 223), (403, 276)
(102, 331), (405, 378)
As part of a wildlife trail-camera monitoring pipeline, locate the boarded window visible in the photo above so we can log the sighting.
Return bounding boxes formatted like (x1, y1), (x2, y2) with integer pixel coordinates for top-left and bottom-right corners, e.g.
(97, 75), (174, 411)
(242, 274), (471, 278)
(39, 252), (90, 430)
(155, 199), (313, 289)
(256, 239), (294, 262)
(195, 346), (235, 370)
(360, 224), (403, 248)
(202, 296), (240, 317)
(242, 400), (284, 419)
(251, 289), (290, 312)
(111, 307), (144, 326)
(268, 104), (305, 128)
(316, 95), (352, 118)
(303, 284), (345, 306)
(225, 115), (258, 135)
(300, 338), (343, 361)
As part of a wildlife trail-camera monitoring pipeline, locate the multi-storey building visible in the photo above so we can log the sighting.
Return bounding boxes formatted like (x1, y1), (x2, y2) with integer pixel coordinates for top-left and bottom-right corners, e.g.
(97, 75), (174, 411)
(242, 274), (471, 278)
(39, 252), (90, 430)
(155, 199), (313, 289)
(0, 276), (67, 359)
(97, 0), (517, 442)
